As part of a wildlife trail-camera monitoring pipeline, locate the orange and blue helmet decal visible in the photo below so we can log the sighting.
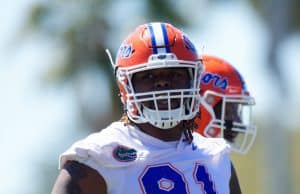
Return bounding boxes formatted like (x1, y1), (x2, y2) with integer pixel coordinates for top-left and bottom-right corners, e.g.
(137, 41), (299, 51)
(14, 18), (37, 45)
(117, 44), (133, 58)
(201, 73), (228, 90)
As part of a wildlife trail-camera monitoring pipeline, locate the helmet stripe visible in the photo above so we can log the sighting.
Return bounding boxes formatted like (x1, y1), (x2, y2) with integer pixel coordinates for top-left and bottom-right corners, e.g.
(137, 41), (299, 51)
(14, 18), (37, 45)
(160, 23), (171, 53)
(147, 24), (158, 54)
(148, 23), (169, 54)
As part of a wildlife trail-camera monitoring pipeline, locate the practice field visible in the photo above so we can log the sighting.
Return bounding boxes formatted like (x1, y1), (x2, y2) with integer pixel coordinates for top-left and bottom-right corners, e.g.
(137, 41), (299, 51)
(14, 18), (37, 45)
(231, 130), (300, 194)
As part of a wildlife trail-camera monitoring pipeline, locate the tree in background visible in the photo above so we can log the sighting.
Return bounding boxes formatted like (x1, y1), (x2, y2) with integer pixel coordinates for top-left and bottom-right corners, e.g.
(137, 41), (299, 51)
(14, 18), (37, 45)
(24, 0), (189, 132)
(249, 0), (300, 193)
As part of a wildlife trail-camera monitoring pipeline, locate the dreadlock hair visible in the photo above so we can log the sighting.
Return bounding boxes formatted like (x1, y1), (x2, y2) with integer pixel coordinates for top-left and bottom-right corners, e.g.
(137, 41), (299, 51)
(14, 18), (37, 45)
(120, 112), (132, 126)
(119, 104), (132, 126)
(182, 118), (198, 144)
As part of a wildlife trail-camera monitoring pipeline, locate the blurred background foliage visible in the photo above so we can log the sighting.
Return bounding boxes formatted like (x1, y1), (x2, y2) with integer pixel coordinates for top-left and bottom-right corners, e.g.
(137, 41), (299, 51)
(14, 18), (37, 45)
(23, 0), (191, 130)
(4, 0), (300, 193)
(24, 0), (300, 130)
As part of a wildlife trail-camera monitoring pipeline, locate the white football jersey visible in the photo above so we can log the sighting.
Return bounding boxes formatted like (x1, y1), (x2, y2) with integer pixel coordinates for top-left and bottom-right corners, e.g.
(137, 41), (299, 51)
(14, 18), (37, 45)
(60, 121), (231, 194)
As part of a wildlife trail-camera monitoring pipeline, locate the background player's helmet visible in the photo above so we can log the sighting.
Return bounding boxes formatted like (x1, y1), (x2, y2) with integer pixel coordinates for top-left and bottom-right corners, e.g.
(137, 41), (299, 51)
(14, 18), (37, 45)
(109, 22), (203, 129)
(195, 55), (257, 154)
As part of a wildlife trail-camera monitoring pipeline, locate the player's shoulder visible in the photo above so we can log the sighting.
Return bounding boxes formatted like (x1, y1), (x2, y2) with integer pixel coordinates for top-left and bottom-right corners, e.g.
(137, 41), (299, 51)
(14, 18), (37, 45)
(59, 121), (135, 169)
(192, 132), (230, 155)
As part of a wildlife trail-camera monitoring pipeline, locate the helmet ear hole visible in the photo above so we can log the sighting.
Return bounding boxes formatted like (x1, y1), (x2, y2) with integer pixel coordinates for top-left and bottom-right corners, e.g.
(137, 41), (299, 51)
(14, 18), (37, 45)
(205, 95), (215, 105)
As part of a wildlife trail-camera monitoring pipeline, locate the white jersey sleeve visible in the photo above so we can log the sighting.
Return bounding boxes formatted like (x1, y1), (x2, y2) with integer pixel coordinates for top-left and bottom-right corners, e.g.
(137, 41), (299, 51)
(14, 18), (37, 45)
(59, 122), (137, 168)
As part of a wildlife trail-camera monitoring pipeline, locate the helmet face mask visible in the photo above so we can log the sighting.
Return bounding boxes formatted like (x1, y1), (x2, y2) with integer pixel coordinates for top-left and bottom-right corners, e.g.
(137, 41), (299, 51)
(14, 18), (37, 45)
(117, 56), (202, 129)
(111, 23), (203, 129)
(202, 91), (257, 154)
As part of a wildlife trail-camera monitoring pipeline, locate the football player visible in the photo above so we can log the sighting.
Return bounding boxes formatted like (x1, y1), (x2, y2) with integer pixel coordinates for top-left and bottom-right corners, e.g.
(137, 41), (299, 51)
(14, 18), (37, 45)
(195, 55), (257, 154)
(51, 23), (241, 194)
